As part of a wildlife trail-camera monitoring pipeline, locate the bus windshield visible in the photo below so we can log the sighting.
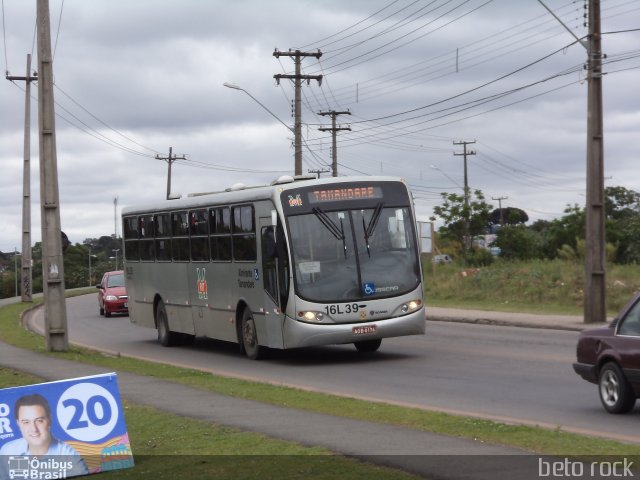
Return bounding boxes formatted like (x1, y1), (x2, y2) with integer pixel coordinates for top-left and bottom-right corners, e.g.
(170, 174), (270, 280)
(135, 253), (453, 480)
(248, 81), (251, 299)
(287, 205), (420, 302)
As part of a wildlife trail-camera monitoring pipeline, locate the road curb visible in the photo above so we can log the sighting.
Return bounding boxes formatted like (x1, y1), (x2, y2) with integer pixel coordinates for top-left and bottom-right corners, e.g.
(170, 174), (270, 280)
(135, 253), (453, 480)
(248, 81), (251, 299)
(426, 315), (599, 332)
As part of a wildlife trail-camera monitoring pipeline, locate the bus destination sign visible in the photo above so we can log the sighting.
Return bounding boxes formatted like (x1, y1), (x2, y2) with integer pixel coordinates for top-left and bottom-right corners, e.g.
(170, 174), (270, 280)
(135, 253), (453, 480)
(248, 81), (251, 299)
(308, 186), (382, 204)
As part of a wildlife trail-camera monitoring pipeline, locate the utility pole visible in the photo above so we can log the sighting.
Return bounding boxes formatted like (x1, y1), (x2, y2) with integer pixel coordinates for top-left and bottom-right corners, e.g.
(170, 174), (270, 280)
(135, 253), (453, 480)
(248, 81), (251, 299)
(113, 196), (118, 238)
(538, 0), (605, 324)
(308, 168), (330, 179)
(273, 49), (322, 176)
(453, 140), (476, 249)
(14, 248), (18, 297)
(6, 54), (37, 302)
(37, 0), (68, 351)
(156, 147), (186, 200)
(318, 110), (351, 177)
(584, 0), (605, 323)
(492, 196), (509, 226)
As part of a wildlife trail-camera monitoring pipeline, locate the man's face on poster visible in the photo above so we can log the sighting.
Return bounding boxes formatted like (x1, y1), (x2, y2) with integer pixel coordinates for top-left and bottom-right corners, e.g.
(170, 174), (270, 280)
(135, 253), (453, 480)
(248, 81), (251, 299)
(17, 405), (52, 452)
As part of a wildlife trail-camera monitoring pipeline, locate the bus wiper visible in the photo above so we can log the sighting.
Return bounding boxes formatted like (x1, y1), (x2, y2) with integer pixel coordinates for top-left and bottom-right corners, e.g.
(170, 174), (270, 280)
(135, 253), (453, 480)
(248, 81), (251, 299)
(363, 202), (384, 257)
(312, 207), (347, 258)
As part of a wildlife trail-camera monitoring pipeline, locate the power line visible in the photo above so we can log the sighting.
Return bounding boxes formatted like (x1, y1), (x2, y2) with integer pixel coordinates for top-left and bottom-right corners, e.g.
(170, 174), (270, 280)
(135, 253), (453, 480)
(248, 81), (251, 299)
(349, 37), (584, 125)
(317, 0), (492, 75)
(304, 51), (635, 156)
(8, 79), (158, 159)
(309, 74), (580, 151)
(181, 158), (289, 174)
(318, 22), (570, 108)
(54, 83), (163, 155)
(302, 0), (626, 113)
(296, 0), (408, 50)
(52, 0), (64, 61)
(320, 0), (455, 57)
(308, 0), (579, 105)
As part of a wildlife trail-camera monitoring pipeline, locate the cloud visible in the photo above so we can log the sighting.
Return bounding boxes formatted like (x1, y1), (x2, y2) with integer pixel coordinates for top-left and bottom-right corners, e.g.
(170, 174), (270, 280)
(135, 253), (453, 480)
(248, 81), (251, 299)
(1, 0), (639, 251)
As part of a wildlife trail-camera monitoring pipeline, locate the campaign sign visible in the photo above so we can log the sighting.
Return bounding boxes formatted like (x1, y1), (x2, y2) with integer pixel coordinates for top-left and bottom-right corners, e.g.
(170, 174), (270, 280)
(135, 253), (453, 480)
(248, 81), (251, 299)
(0, 373), (133, 478)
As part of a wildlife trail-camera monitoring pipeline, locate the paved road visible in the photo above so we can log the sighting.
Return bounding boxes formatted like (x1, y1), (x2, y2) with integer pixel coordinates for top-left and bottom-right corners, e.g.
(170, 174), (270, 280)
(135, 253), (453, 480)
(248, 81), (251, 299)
(30, 294), (639, 444)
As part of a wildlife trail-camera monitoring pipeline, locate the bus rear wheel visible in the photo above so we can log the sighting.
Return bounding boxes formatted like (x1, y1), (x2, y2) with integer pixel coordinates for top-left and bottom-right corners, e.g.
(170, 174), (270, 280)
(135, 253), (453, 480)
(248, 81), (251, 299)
(156, 302), (180, 347)
(354, 339), (382, 353)
(241, 309), (264, 360)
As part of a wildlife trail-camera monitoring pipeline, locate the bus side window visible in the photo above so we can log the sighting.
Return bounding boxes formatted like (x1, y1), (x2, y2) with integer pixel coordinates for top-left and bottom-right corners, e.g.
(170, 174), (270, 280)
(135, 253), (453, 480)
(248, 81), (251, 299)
(209, 207), (232, 261)
(232, 205), (256, 261)
(171, 211), (189, 262)
(190, 210), (209, 262)
(155, 213), (172, 261)
(123, 216), (139, 261)
(139, 215), (155, 261)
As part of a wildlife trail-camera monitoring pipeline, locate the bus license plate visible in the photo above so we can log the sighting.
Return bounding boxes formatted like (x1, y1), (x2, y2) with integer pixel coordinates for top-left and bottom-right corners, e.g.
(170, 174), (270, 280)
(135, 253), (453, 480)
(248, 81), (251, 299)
(353, 325), (376, 335)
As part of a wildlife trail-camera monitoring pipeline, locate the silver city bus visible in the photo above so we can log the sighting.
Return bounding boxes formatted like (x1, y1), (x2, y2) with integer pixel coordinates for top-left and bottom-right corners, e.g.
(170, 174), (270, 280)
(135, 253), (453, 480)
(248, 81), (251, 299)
(122, 175), (425, 359)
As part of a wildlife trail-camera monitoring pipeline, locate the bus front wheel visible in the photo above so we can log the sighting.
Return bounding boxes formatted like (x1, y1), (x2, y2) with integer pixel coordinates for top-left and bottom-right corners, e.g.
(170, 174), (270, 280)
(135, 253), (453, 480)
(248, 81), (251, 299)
(156, 302), (180, 347)
(354, 339), (382, 353)
(241, 309), (264, 360)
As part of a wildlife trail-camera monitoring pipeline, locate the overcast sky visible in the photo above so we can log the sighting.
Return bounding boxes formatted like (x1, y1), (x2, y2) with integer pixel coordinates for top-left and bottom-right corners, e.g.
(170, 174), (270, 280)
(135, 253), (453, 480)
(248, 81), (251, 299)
(1, 0), (639, 252)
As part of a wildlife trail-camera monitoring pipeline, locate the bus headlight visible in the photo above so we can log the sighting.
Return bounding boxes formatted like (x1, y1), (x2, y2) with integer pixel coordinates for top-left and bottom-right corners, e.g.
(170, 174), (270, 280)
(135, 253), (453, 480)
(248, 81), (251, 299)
(400, 299), (422, 314)
(298, 311), (325, 323)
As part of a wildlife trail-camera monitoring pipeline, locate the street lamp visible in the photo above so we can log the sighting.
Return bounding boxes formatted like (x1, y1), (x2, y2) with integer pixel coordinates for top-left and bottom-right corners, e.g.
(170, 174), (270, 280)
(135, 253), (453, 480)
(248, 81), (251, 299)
(112, 249), (120, 271)
(223, 82), (294, 133)
(88, 247), (97, 286)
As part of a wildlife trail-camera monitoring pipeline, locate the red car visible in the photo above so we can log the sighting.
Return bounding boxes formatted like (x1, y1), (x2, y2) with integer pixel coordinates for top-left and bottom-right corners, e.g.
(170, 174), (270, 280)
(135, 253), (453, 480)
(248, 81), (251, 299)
(97, 270), (129, 317)
(573, 293), (640, 413)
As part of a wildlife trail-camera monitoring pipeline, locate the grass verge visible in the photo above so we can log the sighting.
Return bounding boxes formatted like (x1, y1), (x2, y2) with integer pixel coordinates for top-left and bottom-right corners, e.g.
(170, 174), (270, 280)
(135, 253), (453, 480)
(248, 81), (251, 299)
(1, 296), (639, 459)
(424, 259), (640, 316)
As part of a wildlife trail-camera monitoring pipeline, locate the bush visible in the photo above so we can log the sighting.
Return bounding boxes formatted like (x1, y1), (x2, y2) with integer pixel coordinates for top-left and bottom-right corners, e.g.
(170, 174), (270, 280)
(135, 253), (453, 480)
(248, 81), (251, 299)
(464, 247), (494, 267)
(495, 225), (540, 260)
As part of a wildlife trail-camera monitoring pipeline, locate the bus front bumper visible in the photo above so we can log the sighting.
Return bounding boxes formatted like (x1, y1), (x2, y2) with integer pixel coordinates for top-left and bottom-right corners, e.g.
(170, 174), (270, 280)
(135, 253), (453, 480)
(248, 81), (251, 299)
(282, 307), (426, 348)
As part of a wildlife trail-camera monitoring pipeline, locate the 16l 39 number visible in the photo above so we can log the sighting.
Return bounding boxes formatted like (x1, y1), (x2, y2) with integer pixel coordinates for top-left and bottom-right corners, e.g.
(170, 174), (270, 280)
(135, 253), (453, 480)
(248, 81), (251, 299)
(324, 303), (360, 315)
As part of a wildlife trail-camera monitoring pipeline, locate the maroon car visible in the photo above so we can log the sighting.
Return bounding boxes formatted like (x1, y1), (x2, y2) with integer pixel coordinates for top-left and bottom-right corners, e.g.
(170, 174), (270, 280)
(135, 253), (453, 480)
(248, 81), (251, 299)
(573, 293), (640, 413)
(97, 270), (128, 317)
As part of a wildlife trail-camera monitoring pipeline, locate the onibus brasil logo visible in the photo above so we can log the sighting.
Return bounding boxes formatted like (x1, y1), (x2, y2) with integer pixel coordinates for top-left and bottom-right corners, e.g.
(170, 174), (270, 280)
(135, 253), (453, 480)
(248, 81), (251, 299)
(197, 268), (208, 300)
(288, 194), (302, 207)
(7, 456), (74, 479)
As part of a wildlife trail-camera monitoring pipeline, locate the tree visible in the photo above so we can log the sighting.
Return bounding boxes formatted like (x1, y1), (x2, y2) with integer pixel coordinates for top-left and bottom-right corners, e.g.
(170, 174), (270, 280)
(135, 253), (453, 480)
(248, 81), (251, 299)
(88, 236), (123, 258)
(603, 186), (640, 263)
(526, 187), (640, 263)
(530, 204), (585, 259)
(605, 186), (640, 219)
(430, 189), (493, 252)
(489, 207), (529, 226)
(495, 225), (540, 260)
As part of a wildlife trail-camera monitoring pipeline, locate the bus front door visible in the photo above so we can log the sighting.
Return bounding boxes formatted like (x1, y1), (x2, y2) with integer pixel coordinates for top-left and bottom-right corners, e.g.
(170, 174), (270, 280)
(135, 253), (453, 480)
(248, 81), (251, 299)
(259, 216), (288, 348)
